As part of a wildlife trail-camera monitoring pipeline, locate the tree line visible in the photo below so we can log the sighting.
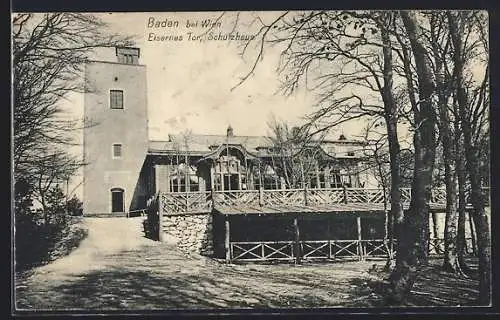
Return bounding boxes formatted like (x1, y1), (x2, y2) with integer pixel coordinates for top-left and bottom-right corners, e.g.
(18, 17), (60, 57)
(12, 13), (133, 270)
(236, 10), (490, 305)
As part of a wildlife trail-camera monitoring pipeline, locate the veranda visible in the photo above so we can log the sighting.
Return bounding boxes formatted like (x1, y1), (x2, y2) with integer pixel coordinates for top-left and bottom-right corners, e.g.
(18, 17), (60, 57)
(146, 186), (486, 263)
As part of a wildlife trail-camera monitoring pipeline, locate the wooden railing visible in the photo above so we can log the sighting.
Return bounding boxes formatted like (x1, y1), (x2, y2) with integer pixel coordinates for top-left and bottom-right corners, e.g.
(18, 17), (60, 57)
(213, 190), (260, 207)
(231, 241), (295, 261)
(229, 239), (395, 262)
(159, 191), (212, 214)
(428, 237), (476, 255)
(229, 237), (476, 262)
(150, 186), (490, 214)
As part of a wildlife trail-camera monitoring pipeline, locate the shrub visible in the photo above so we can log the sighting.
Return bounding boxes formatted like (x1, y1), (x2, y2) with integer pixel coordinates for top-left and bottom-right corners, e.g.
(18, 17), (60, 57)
(14, 186), (87, 272)
(67, 195), (83, 216)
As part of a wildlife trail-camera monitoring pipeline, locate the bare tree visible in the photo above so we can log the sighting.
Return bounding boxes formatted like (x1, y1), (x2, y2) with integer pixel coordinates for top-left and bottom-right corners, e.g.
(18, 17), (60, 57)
(13, 13), (133, 208)
(31, 151), (81, 223)
(447, 11), (490, 305)
(424, 11), (460, 273)
(386, 11), (439, 304)
(266, 116), (297, 188)
(233, 10), (489, 305)
(266, 116), (324, 189)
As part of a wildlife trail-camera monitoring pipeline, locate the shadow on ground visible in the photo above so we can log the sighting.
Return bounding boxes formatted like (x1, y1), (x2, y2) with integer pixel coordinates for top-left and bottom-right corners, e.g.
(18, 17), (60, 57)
(17, 265), (344, 310)
(15, 215), (483, 311)
(344, 258), (481, 307)
(16, 258), (482, 310)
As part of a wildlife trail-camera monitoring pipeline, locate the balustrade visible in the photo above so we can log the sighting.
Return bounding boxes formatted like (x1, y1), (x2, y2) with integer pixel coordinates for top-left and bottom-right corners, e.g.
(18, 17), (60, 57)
(159, 191), (212, 214)
(229, 239), (398, 262)
(149, 186), (489, 214)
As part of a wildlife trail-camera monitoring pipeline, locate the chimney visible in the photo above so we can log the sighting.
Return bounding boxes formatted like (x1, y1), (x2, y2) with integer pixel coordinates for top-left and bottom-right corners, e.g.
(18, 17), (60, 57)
(227, 125), (234, 137)
(116, 47), (140, 65)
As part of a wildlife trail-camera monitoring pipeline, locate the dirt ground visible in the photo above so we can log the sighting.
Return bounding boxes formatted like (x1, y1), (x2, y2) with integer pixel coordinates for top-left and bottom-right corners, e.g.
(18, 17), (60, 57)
(14, 217), (481, 311)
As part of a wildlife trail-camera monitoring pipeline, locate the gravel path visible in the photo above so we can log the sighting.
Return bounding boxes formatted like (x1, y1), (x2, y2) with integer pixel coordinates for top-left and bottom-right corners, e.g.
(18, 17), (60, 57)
(14, 217), (480, 311)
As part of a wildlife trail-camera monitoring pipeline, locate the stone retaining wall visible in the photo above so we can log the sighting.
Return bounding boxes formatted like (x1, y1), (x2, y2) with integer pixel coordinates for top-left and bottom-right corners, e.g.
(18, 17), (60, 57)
(161, 213), (213, 256)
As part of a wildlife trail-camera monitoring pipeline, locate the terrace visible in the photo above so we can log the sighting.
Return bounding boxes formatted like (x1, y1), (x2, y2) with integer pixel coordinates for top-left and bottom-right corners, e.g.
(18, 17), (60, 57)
(146, 186), (489, 263)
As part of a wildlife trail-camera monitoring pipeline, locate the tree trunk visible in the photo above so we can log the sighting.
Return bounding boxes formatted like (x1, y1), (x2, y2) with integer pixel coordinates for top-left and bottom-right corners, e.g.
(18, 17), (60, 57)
(387, 11), (437, 305)
(468, 211), (477, 255)
(456, 177), (470, 272)
(436, 67), (459, 273)
(442, 175), (459, 272)
(379, 13), (402, 271)
(429, 14), (459, 269)
(38, 174), (49, 224)
(402, 10), (437, 263)
(431, 212), (441, 254)
(41, 193), (48, 224)
(448, 11), (491, 305)
(455, 121), (470, 273)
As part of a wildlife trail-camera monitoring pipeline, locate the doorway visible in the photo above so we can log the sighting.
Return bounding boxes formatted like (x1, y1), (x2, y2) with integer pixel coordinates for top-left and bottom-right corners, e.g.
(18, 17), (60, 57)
(111, 188), (124, 213)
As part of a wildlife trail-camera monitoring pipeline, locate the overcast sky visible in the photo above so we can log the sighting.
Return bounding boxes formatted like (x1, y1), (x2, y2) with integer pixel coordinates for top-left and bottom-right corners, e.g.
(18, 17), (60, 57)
(88, 11), (362, 140)
(18, 11), (487, 200)
(53, 11), (372, 197)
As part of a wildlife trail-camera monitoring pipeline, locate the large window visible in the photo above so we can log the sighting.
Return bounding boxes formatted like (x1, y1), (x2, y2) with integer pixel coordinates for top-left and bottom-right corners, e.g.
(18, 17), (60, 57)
(213, 155), (245, 191)
(330, 172), (343, 188)
(112, 143), (122, 158)
(170, 164), (200, 192)
(110, 90), (124, 109)
(170, 176), (200, 192)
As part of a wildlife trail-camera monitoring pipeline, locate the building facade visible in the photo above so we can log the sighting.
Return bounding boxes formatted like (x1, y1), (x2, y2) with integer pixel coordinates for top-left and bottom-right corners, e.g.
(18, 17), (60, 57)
(83, 46), (480, 262)
(83, 46), (370, 216)
(83, 47), (149, 215)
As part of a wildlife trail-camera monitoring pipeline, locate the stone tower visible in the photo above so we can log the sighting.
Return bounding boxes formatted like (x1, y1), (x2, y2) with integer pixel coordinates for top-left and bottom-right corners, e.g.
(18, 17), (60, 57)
(83, 47), (149, 215)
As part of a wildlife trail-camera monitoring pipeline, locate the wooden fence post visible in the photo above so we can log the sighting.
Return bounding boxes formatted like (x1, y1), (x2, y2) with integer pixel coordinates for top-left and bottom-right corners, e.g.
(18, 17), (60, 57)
(328, 239), (332, 260)
(304, 185), (308, 206)
(294, 216), (301, 264)
(357, 216), (363, 261)
(158, 194), (164, 242)
(343, 184), (348, 204)
(225, 215), (231, 263)
(210, 189), (215, 209)
(259, 186), (264, 206)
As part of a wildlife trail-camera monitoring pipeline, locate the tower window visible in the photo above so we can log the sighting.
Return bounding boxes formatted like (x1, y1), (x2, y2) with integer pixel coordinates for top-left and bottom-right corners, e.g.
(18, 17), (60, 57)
(110, 90), (124, 109)
(116, 47), (140, 65)
(112, 143), (122, 158)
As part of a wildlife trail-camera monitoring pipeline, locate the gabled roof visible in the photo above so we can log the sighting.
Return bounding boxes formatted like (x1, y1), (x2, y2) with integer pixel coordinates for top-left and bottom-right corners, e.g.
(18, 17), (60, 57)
(147, 133), (367, 158)
(148, 134), (272, 156)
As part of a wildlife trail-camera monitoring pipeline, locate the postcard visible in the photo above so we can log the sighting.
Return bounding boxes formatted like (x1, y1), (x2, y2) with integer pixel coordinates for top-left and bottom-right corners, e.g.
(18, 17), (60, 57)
(12, 10), (492, 314)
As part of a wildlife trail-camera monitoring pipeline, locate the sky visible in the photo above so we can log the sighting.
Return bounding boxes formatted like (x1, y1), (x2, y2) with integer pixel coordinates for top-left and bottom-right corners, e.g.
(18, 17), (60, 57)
(15, 11), (489, 201)
(88, 11), (330, 139)
(83, 11), (487, 141)
(55, 11), (332, 198)
(33, 10), (488, 197)
(46, 11), (393, 198)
